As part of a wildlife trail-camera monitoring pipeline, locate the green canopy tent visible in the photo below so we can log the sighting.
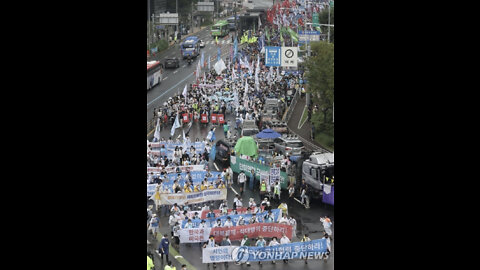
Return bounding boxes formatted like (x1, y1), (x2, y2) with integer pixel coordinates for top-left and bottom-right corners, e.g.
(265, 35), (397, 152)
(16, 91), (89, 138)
(234, 136), (258, 159)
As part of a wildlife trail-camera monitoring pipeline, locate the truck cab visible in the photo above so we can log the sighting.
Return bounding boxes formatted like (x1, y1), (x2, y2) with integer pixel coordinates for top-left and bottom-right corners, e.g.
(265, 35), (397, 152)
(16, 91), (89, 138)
(301, 152), (334, 198)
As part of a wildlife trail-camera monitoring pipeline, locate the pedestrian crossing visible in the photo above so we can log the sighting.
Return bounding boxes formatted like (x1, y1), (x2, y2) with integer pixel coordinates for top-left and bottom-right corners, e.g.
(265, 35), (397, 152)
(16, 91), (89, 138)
(203, 39), (232, 46)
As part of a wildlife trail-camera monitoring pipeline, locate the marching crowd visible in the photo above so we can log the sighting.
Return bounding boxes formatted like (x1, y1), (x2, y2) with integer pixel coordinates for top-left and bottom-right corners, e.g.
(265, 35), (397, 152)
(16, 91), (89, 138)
(147, 1), (334, 268)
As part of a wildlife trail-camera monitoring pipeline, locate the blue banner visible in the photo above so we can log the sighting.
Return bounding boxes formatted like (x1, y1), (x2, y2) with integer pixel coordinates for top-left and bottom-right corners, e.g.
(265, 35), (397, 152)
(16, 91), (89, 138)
(150, 141), (206, 158)
(181, 209), (282, 228)
(233, 239), (328, 262)
(155, 171), (223, 193)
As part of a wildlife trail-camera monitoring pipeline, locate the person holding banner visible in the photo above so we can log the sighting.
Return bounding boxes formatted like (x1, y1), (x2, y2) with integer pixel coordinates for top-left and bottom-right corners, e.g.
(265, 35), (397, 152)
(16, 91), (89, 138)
(220, 236), (232, 267)
(203, 235), (218, 268)
(255, 236), (267, 266)
(268, 237), (280, 264)
(280, 233), (291, 263)
(236, 235), (251, 266)
(301, 233), (312, 264)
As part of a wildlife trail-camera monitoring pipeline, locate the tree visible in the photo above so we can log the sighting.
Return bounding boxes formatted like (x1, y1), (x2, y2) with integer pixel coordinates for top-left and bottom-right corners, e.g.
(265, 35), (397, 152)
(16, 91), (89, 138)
(305, 41), (334, 137)
(319, 6), (334, 43)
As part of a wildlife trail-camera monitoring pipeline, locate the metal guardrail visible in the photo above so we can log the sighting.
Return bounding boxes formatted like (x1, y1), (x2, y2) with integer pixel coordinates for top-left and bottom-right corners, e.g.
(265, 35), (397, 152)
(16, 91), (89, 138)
(282, 89), (300, 123)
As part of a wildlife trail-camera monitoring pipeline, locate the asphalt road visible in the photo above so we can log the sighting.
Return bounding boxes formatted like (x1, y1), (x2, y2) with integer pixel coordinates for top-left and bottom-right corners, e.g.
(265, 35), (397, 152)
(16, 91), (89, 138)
(147, 28), (236, 124)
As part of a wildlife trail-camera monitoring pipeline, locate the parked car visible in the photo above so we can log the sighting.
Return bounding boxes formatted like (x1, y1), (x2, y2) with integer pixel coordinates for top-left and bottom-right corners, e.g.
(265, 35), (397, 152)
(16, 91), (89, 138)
(164, 57), (180, 69)
(273, 135), (305, 156)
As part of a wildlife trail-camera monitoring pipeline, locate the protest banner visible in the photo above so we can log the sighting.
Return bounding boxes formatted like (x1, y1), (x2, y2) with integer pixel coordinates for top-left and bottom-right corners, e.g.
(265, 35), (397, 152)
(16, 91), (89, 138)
(199, 207), (252, 219)
(202, 246), (237, 263)
(178, 227), (212, 244)
(181, 209), (282, 228)
(146, 171), (223, 195)
(147, 165), (205, 173)
(202, 239), (328, 263)
(230, 156), (289, 189)
(159, 189), (227, 205)
(210, 223), (293, 242)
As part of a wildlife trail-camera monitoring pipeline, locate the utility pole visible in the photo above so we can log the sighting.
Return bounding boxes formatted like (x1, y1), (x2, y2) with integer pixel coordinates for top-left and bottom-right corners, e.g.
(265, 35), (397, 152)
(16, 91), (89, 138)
(148, 0), (150, 49)
(151, 13), (155, 45)
(191, 1), (194, 34)
(328, 2), (331, 43)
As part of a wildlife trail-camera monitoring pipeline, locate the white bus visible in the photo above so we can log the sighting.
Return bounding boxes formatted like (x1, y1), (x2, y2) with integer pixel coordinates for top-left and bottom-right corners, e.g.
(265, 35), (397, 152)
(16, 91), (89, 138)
(147, 61), (163, 91)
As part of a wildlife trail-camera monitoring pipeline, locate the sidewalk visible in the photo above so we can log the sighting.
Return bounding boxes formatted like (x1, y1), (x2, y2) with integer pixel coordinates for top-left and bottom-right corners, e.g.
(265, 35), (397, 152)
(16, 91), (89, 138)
(287, 95), (327, 151)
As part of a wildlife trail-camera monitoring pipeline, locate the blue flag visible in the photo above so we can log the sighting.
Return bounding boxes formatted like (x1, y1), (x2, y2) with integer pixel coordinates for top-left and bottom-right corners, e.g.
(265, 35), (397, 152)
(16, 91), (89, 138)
(233, 37), (238, 61)
(217, 47), (221, 62)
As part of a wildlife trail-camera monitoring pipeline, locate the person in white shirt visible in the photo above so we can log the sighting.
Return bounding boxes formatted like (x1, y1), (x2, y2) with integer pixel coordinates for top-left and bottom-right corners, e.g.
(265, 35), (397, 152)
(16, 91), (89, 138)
(223, 217), (234, 227)
(278, 213), (289, 225)
(268, 237), (280, 264)
(248, 198), (256, 209)
(198, 220), (207, 228)
(320, 216), (333, 237)
(226, 166), (234, 188)
(236, 216), (246, 226)
(233, 195), (243, 209)
(213, 219), (222, 228)
(237, 171), (246, 196)
(279, 232), (291, 263)
(203, 235), (218, 268)
(288, 216), (297, 238)
(219, 201), (228, 216)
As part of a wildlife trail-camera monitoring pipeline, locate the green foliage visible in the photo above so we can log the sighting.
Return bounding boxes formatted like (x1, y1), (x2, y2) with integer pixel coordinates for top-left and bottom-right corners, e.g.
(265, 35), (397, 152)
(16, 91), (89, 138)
(319, 7), (334, 43)
(305, 41), (334, 149)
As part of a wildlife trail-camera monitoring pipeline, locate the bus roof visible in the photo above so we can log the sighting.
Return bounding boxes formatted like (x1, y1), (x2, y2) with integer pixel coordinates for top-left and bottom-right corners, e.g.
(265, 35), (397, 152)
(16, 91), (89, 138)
(213, 20), (228, 26)
(147, 61), (161, 70)
(184, 36), (199, 42)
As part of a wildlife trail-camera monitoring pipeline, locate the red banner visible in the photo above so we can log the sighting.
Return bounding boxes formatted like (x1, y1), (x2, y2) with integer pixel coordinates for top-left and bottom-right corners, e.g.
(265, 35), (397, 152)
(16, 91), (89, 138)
(211, 223), (293, 242)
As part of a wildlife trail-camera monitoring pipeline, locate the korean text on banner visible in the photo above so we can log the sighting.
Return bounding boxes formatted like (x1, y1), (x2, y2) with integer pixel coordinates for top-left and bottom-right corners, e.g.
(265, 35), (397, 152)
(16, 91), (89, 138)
(202, 246), (237, 263)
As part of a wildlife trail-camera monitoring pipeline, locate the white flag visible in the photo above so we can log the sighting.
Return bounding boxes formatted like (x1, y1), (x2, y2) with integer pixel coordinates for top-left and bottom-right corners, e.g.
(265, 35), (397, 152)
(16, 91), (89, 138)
(171, 113), (181, 136)
(214, 58), (227, 75)
(154, 117), (161, 141)
(183, 84), (188, 104)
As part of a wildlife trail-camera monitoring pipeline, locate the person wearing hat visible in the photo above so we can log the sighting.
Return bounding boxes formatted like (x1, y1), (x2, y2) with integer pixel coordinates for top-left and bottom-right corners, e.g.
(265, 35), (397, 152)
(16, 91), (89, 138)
(236, 215), (246, 226)
(268, 237), (280, 264)
(235, 235), (251, 266)
(301, 233), (312, 264)
(280, 233), (291, 263)
(198, 219), (207, 228)
(223, 216), (233, 227)
(203, 235), (218, 268)
(255, 236), (267, 265)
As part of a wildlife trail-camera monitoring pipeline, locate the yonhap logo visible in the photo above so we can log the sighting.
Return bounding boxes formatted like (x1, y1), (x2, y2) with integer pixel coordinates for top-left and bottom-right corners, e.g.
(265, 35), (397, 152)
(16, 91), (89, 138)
(231, 246), (249, 263)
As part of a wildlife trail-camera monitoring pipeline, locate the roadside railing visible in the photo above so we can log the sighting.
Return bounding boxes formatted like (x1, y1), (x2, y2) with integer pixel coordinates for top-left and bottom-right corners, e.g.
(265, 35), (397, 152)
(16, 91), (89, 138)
(282, 89), (300, 123)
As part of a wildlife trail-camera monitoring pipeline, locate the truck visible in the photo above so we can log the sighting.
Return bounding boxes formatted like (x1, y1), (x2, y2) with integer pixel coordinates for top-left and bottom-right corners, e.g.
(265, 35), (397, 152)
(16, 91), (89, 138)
(301, 152), (334, 199)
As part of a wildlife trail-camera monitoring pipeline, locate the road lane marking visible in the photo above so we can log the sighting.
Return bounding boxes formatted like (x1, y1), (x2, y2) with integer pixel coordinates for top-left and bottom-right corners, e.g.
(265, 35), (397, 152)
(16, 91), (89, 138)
(163, 77), (168, 81)
(214, 162), (219, 171)
(231, 187), (239, 196)
(173, 70), (178, 74)
(147, 72), (194, 107)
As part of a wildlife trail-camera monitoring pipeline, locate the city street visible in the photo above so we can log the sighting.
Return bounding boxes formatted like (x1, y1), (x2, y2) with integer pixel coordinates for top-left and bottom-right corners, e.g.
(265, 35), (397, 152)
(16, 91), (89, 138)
(147, 27), (237, 126)
(147, 1), (334, 269)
